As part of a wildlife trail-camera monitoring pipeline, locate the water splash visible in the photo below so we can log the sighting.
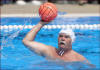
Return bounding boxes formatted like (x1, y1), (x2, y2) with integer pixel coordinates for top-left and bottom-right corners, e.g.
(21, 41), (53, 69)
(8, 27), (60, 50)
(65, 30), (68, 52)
(1, 16), (33, 50)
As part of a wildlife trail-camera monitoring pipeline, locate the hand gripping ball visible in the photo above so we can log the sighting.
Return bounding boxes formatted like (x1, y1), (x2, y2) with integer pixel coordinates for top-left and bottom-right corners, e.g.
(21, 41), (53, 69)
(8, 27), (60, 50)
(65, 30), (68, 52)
(39, 2), (57, 22)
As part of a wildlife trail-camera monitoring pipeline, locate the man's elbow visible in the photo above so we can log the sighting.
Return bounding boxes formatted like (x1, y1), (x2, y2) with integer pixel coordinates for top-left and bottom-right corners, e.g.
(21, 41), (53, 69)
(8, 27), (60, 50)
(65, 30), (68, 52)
(22, 38), (29, 44)
(22, 39), (33, 45)
(22, 39), (30, 47)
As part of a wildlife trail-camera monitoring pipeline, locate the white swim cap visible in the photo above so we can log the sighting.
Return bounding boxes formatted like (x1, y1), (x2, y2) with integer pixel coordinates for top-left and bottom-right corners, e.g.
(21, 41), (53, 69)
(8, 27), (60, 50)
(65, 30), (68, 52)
(59, 28), (75, 42)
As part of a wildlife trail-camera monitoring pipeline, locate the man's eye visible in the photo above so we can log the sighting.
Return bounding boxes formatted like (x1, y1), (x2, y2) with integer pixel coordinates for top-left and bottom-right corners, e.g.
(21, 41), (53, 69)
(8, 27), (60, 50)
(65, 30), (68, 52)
(65, 36), (70, 38)
(59, 35), (63, 37)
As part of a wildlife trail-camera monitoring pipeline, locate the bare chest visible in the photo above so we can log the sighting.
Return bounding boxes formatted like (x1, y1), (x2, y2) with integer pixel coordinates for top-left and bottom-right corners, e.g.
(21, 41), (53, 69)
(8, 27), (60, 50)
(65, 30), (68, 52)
(50, 51), (79, 62)
(47, 48), (83, 62)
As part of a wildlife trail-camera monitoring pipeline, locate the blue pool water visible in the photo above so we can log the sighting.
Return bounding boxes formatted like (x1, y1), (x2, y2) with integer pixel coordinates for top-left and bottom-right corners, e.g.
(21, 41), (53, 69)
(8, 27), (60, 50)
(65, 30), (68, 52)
(0, 16), (100, 70)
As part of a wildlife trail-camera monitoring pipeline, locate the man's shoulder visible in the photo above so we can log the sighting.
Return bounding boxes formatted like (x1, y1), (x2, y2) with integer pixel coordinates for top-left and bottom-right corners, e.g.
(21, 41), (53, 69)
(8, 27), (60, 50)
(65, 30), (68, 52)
(44, 46), (56, 54)
(73, 51), (86, 61)
(43, 46), (57, 59)
(47, 46), (56, 53)
(72, 50), (81, 55)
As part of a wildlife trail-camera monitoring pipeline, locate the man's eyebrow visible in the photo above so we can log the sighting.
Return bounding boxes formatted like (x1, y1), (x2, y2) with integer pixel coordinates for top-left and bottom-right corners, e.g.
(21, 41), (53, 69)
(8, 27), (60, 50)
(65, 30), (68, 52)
(65, 35), (70, 37)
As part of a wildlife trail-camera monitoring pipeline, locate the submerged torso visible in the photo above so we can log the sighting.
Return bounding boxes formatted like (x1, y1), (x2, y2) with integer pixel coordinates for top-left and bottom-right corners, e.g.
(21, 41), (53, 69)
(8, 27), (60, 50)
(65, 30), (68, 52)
(46, 47), (86, 62)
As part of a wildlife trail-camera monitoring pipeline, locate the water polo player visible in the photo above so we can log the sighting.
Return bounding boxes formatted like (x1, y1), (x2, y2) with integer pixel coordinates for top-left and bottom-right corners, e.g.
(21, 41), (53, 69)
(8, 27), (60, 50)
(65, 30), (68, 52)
(22, 20), (88, 62)
(22, 2), (88, 62)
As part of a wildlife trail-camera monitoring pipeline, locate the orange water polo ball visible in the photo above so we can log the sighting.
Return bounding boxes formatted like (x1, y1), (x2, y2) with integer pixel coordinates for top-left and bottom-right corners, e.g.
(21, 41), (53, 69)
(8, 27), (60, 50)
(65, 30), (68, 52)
(39, 2), (58, 22)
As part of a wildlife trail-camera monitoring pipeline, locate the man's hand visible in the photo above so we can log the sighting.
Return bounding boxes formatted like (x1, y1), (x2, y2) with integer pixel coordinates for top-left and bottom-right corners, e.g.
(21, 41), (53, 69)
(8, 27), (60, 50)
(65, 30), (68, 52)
(40, 20), (50, 25)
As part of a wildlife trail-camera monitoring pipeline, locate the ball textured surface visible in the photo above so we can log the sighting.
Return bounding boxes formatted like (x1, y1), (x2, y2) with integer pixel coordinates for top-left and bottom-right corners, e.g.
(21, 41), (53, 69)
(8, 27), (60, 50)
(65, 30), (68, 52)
(39, 2), (57, 22)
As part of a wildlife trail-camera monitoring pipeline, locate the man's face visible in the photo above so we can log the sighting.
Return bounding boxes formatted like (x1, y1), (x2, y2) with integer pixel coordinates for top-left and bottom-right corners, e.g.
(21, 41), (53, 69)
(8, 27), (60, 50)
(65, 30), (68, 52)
(58, 33), (72, 50)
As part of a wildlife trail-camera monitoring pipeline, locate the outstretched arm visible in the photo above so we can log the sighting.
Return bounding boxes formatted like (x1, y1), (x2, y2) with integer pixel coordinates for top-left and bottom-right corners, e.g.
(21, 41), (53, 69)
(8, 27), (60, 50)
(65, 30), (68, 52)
(22, 21), (51, 56)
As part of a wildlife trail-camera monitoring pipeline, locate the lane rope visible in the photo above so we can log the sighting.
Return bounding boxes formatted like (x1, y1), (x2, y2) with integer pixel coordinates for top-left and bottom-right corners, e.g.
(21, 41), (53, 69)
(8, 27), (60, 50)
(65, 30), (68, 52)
(1, 24), (100, 30)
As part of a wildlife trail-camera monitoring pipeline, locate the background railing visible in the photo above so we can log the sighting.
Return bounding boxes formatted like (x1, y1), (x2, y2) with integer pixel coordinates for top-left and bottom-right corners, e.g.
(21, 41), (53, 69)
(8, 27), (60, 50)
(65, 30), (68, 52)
(0, 0), (100, 6)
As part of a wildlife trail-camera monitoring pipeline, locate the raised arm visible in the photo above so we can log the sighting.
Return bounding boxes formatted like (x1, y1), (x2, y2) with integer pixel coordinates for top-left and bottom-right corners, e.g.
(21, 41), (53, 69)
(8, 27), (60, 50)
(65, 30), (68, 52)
(22, 21), (51, 56)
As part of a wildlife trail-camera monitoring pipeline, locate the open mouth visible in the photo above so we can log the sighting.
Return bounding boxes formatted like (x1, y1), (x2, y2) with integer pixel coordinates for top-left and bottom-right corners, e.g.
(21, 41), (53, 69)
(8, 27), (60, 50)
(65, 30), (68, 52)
(59, 41), (66, 45)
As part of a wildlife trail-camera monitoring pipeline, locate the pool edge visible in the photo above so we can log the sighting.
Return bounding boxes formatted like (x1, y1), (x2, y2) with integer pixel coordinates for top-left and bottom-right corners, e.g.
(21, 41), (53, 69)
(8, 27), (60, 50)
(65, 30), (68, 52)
(1, 13), (100, 17)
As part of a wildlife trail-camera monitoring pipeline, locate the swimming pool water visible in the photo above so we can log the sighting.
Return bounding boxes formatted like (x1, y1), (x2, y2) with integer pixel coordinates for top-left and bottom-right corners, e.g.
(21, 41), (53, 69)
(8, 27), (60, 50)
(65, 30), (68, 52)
(0, 17), (100, 70)
(1, 16), (100, 25)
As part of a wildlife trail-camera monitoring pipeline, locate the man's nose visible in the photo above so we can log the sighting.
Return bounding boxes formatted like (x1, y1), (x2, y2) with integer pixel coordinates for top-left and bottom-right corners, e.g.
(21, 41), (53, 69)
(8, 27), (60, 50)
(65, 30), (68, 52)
(61, 37), (65, 41)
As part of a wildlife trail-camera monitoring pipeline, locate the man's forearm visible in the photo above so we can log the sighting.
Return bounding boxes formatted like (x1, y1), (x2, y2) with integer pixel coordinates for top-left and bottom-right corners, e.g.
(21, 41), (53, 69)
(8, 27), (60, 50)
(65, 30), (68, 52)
(23, 22), (44, 41)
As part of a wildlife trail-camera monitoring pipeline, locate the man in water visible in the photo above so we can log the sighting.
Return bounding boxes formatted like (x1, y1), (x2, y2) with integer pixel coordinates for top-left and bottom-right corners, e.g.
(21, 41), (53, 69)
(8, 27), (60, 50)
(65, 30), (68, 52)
(22, 20), (88, 62)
